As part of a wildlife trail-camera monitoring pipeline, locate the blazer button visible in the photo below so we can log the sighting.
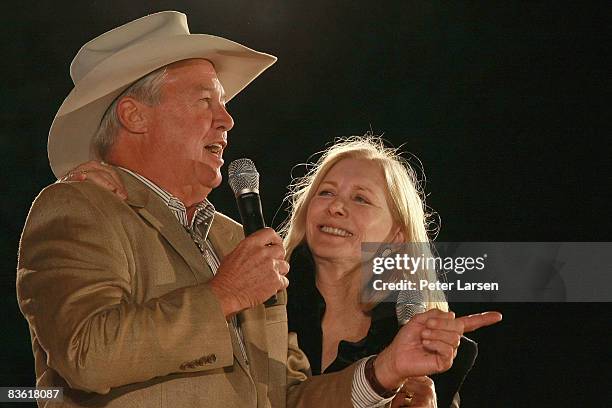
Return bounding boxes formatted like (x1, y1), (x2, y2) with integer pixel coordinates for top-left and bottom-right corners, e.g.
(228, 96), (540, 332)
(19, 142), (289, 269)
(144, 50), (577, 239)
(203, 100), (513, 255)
(199, 353), (216, 364)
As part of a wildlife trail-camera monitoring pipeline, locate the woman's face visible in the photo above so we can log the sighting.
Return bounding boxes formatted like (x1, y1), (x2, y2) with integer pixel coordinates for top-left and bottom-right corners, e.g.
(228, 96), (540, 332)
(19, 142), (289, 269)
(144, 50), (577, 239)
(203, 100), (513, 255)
(305, 158), (402, 266)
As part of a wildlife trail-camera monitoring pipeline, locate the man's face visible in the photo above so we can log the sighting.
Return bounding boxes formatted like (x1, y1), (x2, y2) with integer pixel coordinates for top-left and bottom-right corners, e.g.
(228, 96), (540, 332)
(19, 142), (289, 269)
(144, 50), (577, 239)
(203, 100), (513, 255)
(143, 59), (234, 198)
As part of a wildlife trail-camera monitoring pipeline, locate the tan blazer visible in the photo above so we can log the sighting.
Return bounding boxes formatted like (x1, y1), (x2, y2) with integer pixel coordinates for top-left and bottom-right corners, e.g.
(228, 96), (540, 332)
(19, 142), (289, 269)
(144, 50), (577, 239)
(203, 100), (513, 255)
(17, 170), (357, 407)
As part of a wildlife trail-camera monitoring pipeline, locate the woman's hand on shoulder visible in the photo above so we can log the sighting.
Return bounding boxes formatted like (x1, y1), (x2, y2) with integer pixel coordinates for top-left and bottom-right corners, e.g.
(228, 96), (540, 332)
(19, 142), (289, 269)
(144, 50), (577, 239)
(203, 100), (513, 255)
(59, 160), (127, 199)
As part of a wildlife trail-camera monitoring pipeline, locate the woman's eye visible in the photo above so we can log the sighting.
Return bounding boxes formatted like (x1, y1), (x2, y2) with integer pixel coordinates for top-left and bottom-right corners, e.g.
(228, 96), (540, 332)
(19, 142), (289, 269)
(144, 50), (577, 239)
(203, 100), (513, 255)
(355, 195), (370, 204)
(318, 190), (333, 196)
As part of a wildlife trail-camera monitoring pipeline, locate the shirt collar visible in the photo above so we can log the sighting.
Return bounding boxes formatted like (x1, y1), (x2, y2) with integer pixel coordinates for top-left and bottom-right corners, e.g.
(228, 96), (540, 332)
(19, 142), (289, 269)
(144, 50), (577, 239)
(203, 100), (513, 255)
(119, 167), (215, 235)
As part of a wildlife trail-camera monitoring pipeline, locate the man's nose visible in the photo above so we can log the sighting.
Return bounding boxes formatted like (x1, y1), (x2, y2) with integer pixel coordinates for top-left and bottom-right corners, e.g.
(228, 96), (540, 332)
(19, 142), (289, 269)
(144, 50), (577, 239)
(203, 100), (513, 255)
(215, 104), (234, 132)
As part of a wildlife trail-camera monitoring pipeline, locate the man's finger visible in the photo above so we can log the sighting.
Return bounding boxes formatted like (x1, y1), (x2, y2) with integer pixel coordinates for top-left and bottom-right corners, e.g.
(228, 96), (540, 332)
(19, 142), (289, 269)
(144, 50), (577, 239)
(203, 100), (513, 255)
(249, 228), (283, 246)
(458, 311), (502, 333)
(274, 259), (290, 276)
(279, 275), (289, 290)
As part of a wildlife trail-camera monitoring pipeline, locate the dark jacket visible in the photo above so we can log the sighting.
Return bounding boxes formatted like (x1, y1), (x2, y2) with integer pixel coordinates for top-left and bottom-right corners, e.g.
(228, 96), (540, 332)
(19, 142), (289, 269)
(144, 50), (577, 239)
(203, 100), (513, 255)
(287, 245), (478, 407)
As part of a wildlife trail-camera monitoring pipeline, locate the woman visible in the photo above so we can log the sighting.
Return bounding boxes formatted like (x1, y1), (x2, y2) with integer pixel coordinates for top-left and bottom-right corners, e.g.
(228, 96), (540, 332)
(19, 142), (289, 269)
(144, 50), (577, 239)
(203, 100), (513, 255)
(281, 136), (450, 407)
(63, 136), (498, 407)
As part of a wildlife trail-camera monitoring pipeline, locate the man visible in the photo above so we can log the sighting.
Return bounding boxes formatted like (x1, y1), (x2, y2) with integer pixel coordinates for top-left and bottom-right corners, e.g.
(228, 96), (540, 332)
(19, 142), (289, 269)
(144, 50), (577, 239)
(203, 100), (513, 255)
(17, 11), (500, 408)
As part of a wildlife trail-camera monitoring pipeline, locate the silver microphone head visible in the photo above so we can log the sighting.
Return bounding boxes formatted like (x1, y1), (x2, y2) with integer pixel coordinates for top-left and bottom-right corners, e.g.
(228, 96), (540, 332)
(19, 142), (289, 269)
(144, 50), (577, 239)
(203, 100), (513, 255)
(396, 289), (426, 325)
(228, 158), (260, 197)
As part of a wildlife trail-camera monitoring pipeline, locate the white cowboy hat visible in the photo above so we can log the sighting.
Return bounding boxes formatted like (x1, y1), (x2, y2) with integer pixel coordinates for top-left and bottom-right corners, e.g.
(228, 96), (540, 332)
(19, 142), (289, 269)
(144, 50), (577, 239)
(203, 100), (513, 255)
(48, 11), (277, 178)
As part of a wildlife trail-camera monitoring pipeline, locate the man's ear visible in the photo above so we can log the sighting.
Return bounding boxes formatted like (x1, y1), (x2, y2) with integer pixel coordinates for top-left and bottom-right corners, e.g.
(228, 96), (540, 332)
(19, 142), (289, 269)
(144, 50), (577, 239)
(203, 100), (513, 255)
(116, 96), (149, 134)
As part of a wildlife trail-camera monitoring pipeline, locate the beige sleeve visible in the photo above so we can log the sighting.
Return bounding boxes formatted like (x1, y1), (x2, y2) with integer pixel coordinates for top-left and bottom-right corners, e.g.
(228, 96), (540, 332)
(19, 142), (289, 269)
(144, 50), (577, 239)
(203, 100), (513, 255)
(16, 183), (234, 394)
(286, 331), (357, 408)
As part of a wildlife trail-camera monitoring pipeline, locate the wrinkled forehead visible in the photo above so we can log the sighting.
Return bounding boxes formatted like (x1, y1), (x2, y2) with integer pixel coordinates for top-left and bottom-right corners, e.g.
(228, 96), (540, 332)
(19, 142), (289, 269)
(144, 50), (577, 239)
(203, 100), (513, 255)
(162, 58), (226, 98)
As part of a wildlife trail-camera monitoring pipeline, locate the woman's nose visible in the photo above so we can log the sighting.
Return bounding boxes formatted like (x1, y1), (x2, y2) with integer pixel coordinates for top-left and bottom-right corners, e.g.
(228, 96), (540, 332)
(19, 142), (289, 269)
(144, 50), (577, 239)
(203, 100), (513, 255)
(328, 198), (347, 216)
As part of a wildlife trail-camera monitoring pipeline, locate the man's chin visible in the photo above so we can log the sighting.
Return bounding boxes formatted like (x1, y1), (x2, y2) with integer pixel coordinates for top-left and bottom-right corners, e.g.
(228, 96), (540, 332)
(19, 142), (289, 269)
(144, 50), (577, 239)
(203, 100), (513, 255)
(196, 170), (222, 191)
(193, 162), (223, 187)
(209, 176), (222, 190)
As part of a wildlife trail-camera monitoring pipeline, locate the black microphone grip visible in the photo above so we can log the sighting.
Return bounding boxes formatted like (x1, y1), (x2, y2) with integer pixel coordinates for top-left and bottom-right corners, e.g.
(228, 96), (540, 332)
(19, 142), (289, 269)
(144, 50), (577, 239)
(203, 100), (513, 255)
(236, 192), (266, 236)
(235, 192), (277, 306)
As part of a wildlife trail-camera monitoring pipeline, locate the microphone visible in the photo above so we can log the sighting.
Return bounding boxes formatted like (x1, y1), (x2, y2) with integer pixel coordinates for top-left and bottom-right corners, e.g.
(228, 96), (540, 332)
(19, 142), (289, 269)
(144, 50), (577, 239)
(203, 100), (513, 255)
(396, 290), (477, 408)
(228, 158), (277, 305)
(228, 158), (266, 236)
(395, 288), (426, 325)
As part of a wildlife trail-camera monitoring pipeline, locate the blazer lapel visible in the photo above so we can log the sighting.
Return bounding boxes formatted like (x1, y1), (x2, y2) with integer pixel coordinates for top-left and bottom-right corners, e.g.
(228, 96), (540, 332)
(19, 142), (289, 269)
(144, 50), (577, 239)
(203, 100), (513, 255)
(118, 169), (269, 390)
(207, 214), (238, 259)
(119, 169), (212, 284)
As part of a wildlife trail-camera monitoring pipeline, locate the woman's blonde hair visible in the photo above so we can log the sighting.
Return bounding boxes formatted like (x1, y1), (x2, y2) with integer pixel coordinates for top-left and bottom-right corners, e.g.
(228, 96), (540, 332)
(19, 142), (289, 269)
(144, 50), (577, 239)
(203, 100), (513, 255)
(280, 135), (447, 311)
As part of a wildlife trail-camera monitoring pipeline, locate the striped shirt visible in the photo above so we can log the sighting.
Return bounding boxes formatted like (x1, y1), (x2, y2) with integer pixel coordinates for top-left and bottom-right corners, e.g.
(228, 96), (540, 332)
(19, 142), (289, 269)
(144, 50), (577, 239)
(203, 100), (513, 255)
(121, 168), (392, 407)
(352, 358), (396, 407)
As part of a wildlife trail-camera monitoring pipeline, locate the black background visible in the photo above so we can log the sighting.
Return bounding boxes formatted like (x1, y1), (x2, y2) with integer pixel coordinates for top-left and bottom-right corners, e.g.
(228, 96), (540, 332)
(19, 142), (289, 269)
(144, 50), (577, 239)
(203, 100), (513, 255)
(1, 1), (610, 407)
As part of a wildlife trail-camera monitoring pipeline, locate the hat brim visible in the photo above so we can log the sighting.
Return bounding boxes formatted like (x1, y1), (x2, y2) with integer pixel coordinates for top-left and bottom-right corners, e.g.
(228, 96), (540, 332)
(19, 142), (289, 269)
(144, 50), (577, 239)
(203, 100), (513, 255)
(48, 34), (276, 178)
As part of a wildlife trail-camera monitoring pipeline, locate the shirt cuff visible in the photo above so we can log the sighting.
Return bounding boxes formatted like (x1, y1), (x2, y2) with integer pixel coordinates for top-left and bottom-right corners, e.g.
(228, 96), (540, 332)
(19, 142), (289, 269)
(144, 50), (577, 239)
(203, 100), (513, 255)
(351, 357), (397, 407)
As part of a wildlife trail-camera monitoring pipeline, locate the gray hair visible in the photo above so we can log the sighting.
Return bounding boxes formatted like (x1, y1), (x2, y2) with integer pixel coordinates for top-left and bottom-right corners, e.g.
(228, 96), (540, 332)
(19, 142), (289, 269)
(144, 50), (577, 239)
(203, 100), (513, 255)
(92, 66), (168, 160)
